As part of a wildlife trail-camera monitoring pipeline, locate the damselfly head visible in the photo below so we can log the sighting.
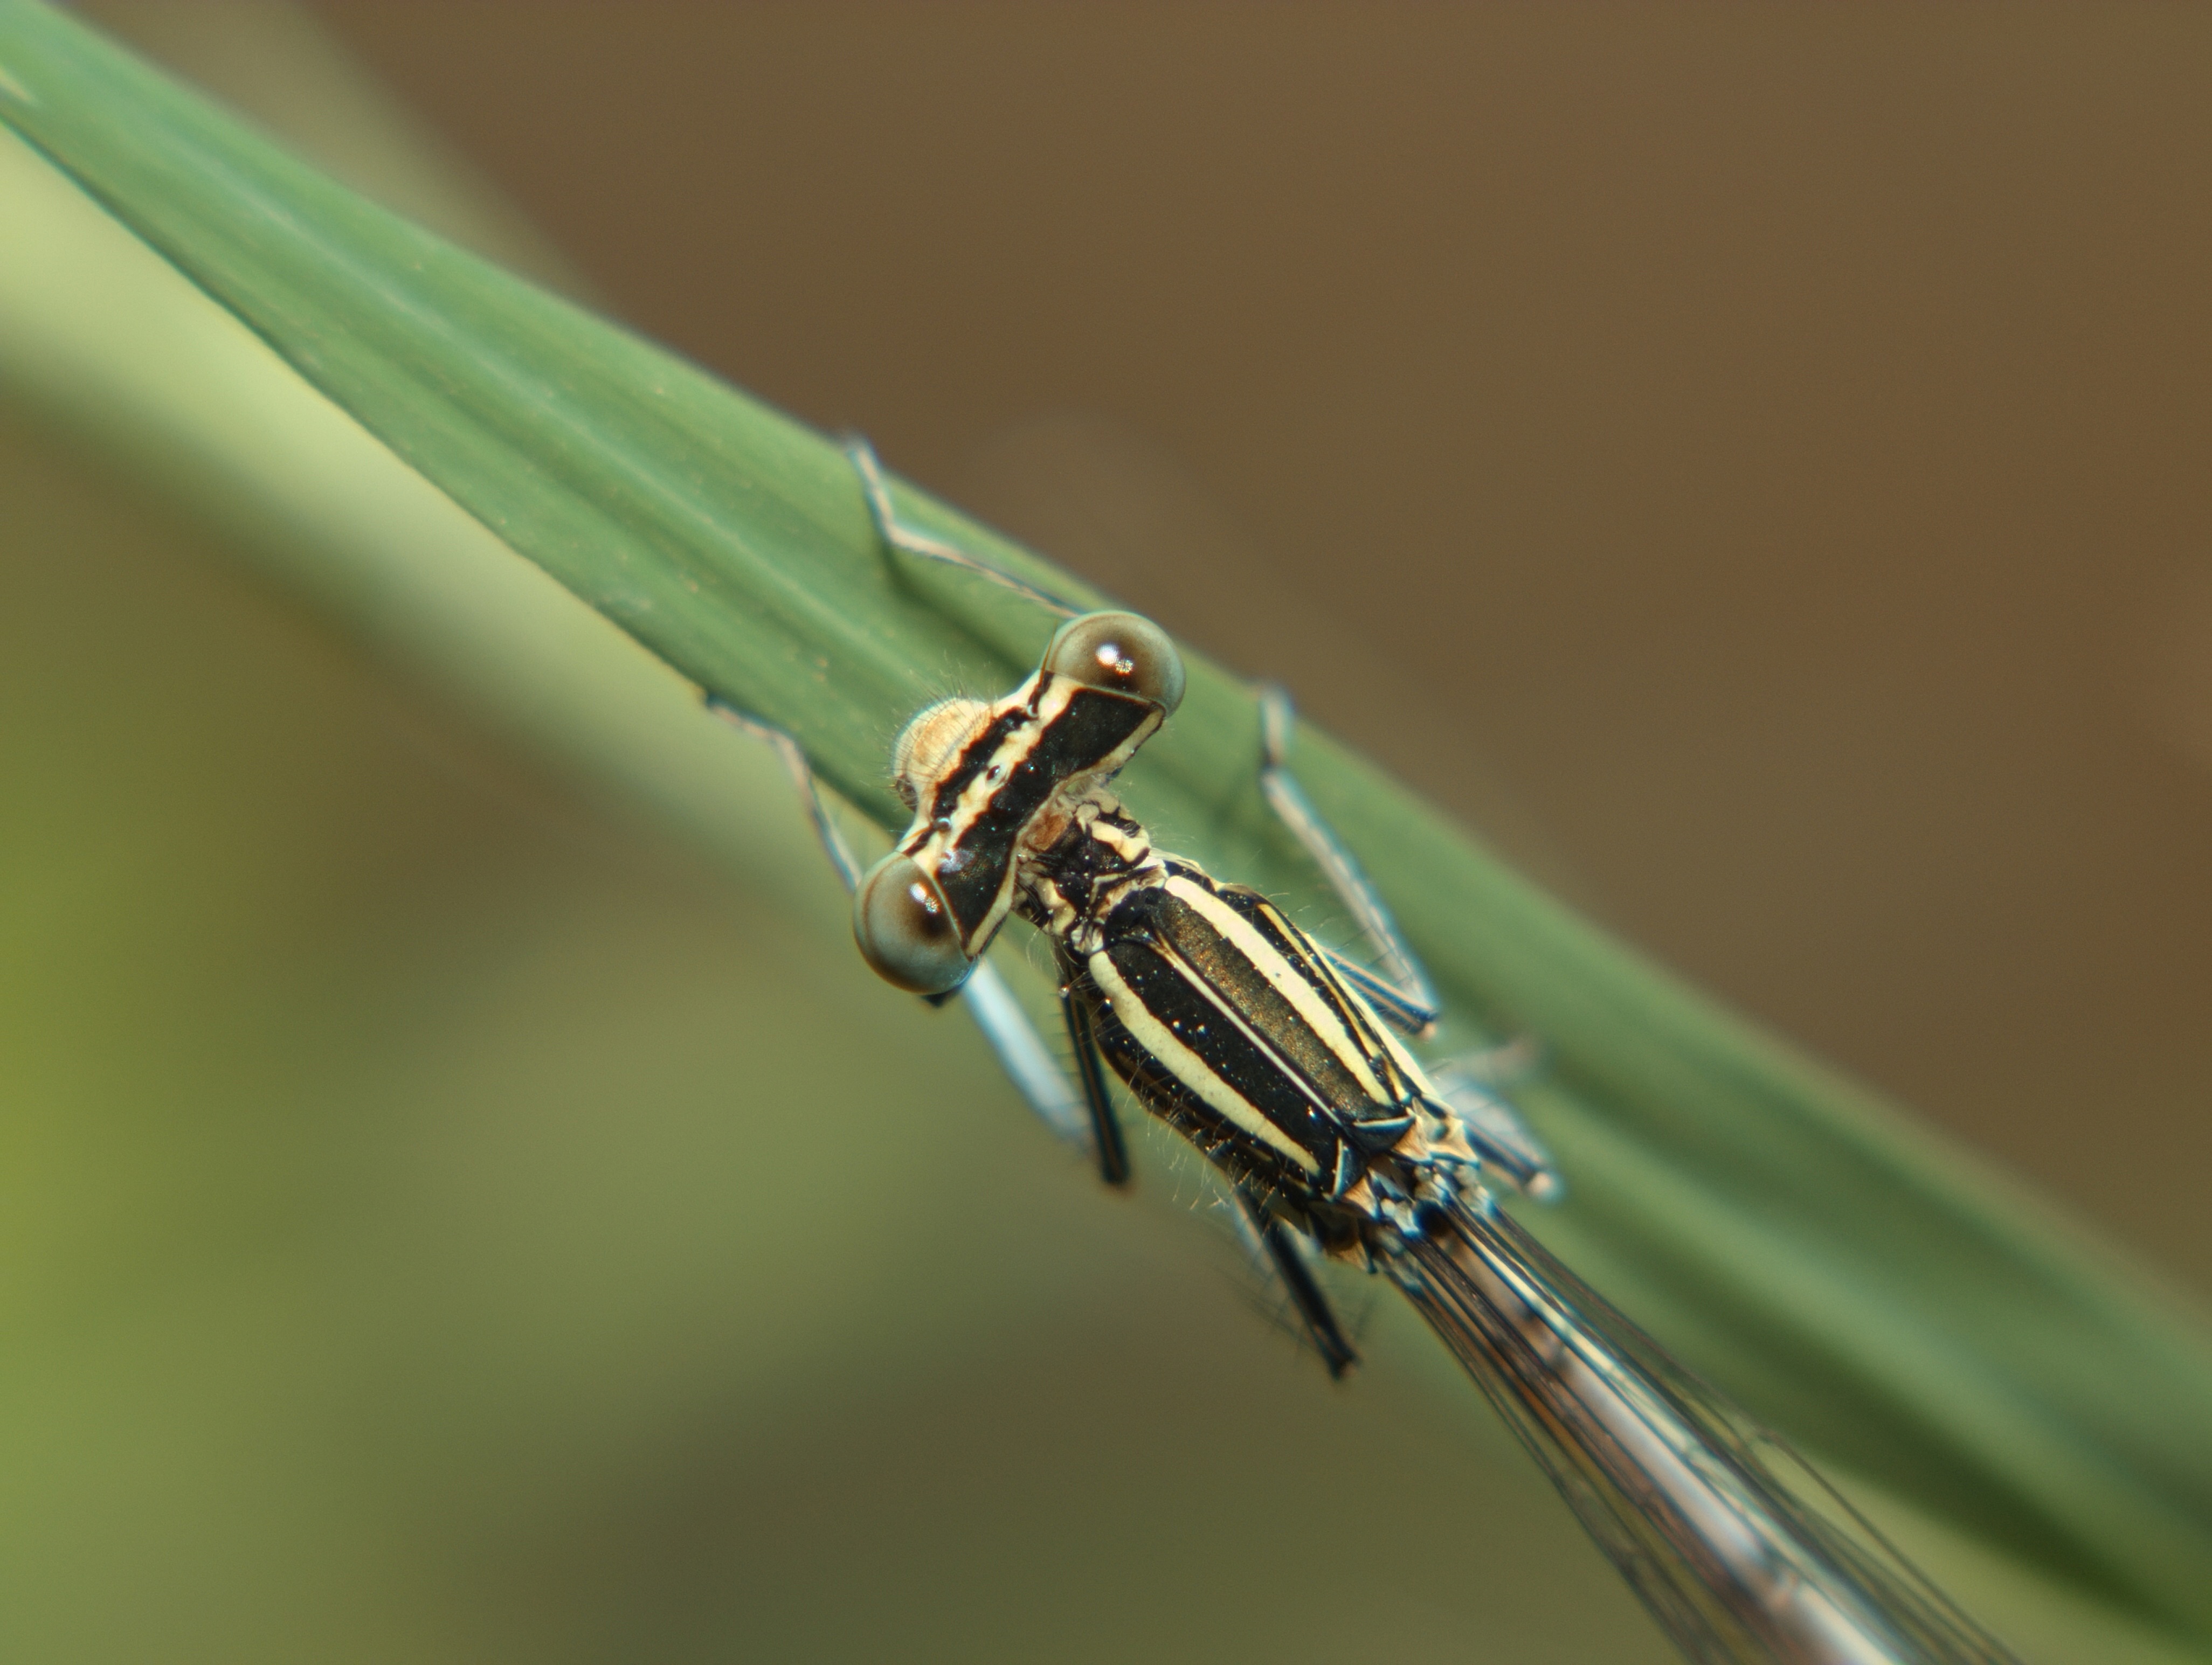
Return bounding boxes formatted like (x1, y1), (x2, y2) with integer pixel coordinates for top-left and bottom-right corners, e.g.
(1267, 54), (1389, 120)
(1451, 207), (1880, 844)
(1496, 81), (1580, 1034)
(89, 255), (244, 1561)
(1042, 612), (1185, 714)
(852, 851), (970, 994)
(856, 613), (1184, 998)
(889, 696), (995, 811)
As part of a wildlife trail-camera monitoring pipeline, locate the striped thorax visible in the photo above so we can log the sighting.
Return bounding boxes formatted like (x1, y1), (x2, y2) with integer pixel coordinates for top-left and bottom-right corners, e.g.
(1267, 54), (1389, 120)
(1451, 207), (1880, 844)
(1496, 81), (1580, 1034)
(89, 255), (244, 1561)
(1020, 790), (1478, 1259)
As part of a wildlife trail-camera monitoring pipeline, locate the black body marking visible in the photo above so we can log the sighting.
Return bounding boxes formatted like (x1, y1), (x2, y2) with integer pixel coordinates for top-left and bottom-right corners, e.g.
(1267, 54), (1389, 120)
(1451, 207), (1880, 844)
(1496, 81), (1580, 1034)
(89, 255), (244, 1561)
(911, 679), (1161, 952)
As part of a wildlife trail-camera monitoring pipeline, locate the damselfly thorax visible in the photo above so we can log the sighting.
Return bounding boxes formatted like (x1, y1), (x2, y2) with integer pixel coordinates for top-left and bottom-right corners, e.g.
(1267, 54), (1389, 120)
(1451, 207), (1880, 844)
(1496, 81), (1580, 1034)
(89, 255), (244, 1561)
(1027, 821), (1481, 1260)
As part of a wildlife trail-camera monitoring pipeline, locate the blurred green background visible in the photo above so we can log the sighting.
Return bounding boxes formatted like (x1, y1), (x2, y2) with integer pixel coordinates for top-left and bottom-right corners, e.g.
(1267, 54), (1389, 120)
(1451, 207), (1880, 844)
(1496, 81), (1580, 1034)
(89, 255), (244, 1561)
(3, 5), (2208, 1660)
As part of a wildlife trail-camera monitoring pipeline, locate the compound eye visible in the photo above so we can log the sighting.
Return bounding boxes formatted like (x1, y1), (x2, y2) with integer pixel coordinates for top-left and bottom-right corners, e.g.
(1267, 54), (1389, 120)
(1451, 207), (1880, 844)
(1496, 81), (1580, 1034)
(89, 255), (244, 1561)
(1041, 611), (1185, 714)
(852, 852), (970, 994)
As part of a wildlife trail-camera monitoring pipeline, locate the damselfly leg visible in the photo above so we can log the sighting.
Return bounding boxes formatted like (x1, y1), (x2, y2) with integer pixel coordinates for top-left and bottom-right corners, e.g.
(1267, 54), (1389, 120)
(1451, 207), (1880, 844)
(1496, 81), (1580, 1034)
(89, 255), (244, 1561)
(703, 695), (1097, 1158)
(847, 435), (1080, 618)
(703, 698), (865, 889)
(1057, 980), (1131, 1186)
(1234, 1184), (1360, 1379)
(1256, 683), (1440, 1035)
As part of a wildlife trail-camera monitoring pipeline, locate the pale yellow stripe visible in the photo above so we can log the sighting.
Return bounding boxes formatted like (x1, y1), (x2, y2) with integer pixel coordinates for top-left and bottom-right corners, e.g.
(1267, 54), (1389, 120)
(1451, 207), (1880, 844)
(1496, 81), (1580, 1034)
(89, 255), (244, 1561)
(1153, 943), (1338, 1122)
(1164, 878), (1391, 1103)
(1087, 951), (1321, 1174)
(1087, 818), (1151, 863)
(943, 674), (1064, 839)
(912, 676), (1066, 953)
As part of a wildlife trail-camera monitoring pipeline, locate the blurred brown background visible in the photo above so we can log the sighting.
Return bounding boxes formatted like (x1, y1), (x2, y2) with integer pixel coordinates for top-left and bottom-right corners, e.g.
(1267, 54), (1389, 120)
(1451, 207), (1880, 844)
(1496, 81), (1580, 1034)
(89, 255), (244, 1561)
(6, 4), (2208, 1661)
(293, 3), (2212, 1286)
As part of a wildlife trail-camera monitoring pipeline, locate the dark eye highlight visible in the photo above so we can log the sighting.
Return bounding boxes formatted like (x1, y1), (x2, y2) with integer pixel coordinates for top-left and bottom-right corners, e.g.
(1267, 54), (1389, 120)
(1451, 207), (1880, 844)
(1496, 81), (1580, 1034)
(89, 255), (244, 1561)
(1041, 612), (1185, 713)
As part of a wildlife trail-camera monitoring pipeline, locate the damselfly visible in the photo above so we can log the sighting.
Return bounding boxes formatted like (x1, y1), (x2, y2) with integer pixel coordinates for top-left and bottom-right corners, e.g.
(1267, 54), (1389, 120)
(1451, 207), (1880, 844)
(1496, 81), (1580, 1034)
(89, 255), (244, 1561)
(713, 443), (2024, 1665)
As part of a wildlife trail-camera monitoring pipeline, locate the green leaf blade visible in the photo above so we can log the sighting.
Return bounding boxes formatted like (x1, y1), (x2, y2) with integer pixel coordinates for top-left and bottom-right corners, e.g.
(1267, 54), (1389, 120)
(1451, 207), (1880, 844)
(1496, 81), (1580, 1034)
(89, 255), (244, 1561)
(5, 0), (2210, 1639)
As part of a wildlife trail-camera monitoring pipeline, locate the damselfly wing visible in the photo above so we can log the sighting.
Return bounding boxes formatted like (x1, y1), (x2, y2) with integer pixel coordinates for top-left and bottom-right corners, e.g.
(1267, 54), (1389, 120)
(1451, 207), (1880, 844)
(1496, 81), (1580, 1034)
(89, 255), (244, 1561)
(1402, 1195), (2017, 1663)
